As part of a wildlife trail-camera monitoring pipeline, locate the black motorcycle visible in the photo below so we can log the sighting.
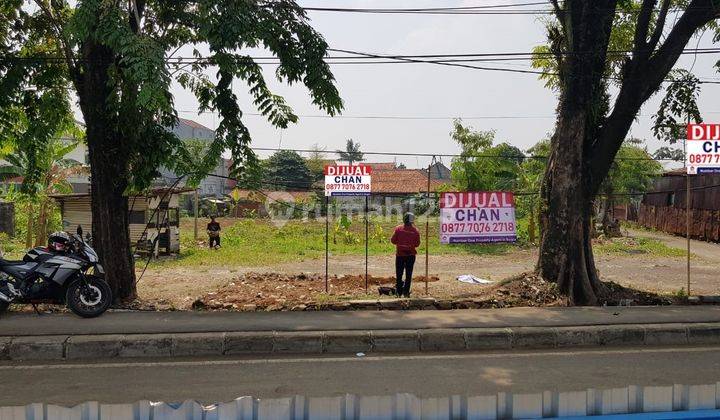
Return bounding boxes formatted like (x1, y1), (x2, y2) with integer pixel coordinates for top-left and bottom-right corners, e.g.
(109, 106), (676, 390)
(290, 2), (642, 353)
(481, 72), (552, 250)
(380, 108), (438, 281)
(0, 228), (112, 318)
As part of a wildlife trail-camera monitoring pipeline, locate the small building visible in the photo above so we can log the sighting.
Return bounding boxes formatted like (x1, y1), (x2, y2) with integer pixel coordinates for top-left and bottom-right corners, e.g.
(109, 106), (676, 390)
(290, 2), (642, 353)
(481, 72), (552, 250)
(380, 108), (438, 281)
(636, 169), (720, 242)
(371, 168), (447, 196)
(228, 189), (317, 218)
(421, 162), (453, 182)
(158, 118), (229, 198)
(50, 188), (191, 256)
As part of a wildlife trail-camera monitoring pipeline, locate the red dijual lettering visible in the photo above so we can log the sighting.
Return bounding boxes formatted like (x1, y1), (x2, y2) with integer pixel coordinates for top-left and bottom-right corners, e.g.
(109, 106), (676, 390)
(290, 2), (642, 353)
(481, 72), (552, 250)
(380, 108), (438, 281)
(324, 165), (372, 176)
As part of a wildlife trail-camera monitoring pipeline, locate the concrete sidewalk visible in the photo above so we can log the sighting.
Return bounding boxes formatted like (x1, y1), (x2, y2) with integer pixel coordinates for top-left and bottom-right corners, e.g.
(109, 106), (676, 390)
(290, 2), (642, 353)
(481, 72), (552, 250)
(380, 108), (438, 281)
(3, 307), (720, 361)
(4, 306), (720, 336)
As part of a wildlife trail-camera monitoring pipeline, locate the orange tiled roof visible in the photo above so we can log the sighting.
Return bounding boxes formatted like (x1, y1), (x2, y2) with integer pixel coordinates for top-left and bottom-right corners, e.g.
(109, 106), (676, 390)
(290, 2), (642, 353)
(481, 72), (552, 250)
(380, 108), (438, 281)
(371, 169), (446, 194)
(366, 162), (397, 171)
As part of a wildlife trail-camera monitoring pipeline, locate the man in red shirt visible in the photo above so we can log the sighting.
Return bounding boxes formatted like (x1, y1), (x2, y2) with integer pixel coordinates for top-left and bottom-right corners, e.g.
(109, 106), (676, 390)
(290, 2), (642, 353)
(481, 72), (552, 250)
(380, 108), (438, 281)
(391, 213), (421, 298)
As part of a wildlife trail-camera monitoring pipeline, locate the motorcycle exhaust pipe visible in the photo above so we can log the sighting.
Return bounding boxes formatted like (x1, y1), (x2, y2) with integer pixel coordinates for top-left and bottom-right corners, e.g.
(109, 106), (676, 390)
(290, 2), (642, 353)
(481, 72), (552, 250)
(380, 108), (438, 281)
(0, 291), (11, 302)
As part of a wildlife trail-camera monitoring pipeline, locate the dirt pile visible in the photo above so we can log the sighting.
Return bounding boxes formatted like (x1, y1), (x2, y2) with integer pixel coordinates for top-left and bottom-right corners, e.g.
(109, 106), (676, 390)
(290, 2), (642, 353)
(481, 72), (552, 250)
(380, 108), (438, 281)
(192, 272), (440, 310)
(477, 273), (567, 308)
(473, 273), (674, 308)
(190, 271), (677, 312)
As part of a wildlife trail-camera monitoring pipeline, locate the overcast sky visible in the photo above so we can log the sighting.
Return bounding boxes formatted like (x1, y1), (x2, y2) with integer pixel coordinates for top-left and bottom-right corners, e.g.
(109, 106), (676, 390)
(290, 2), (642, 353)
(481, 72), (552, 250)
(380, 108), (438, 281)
(149, 1), (720, 168)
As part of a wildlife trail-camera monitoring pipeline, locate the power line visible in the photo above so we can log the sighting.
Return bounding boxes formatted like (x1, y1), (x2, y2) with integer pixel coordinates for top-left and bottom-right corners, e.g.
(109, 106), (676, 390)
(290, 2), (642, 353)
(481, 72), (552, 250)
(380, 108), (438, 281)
(178, 110), (720, 120)
(7, 48), (720, 63)
(302, 1), (549, 13)
(249, 146), (682, 162)
(300, 3), (719, 15)
(177, 110), (557, 120)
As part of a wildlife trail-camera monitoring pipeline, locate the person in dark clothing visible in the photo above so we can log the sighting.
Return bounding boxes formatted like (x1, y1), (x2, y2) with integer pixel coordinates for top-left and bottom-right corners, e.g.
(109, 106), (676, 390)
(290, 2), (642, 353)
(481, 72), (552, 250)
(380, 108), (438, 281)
(391, 212), (421, 298)
(207, 216), (221, 249)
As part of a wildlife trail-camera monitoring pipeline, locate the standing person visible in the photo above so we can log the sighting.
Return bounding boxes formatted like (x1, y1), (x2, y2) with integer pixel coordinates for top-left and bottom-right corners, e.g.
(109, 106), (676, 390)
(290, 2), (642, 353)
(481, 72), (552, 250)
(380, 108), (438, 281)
(391, 212), (421, 298)
(207, 216), (221, 249)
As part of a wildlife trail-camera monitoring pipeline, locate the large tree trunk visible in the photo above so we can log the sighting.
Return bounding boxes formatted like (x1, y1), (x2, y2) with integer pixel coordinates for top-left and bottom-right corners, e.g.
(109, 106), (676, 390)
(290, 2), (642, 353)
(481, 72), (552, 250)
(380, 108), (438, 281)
(539, 116), (603, 305)
(25, 203), (33, 249)
(536, 1), (617, 305)
(75, 42), (136, 302)
(537, 0), (718, 305)
(34, 200), (47, 247)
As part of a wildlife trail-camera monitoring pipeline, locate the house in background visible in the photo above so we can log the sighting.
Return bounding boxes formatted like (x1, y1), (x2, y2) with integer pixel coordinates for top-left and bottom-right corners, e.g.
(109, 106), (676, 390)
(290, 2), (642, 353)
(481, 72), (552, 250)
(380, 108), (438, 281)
(57, 118), (227, 195)
(422, 161), (453, 183)
(159, 118), (228, 198)
(371, 168), (447, 197)
(635, 169), (720, 242)
(0, 121), (90, 194)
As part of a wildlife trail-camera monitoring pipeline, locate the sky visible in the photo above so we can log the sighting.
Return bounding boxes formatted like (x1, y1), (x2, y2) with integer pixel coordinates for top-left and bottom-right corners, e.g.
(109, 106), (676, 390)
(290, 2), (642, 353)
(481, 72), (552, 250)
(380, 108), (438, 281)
(121, 1), (720, 168)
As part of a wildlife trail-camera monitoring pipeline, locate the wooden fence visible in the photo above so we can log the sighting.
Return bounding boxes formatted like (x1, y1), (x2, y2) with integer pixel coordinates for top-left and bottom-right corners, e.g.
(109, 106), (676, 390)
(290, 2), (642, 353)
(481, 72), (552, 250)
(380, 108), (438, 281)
(637, 204), (720, 242)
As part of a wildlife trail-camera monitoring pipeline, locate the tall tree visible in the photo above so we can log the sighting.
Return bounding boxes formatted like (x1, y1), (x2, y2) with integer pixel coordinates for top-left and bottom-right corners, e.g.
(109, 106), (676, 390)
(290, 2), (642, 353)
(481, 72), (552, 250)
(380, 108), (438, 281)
(265, 150), (313, 191)
(337, 139), (364, 165)
(449, 120), (524, 191)
(532, 0), (719, 304)
(306, 143), (328, 181)
(1, 1), (342, 300)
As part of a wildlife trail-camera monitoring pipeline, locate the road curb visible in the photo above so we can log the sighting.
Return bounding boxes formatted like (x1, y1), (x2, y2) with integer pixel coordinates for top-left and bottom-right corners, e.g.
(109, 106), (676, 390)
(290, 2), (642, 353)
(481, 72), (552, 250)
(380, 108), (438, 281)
(3, 322), (719, 361)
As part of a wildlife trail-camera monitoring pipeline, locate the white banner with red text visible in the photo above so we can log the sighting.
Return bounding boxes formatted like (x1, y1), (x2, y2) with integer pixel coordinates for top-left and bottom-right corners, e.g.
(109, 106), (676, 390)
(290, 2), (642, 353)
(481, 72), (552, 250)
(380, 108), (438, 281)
(439, 192), (517, 244)
(686, 124), (720, 175)
(324, 164), (372, 196)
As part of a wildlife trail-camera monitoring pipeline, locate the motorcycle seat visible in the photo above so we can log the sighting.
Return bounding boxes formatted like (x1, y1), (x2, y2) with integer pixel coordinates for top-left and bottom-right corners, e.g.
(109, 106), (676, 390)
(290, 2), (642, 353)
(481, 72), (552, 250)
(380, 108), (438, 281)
(0, 258), (26, 266)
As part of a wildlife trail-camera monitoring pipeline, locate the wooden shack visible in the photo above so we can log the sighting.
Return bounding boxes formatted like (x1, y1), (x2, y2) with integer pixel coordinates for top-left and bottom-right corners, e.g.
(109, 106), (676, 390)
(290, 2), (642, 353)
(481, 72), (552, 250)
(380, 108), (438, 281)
(636, 169), (720, 242)
(50, 188), (190, 256)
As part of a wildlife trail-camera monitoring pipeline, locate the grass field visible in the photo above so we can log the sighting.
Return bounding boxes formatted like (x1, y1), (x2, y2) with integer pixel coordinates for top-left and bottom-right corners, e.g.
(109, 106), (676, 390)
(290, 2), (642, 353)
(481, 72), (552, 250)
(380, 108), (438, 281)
(155, 217), (517, 268)
(0, 217), (688, 269)
(148, 217), (689, 269)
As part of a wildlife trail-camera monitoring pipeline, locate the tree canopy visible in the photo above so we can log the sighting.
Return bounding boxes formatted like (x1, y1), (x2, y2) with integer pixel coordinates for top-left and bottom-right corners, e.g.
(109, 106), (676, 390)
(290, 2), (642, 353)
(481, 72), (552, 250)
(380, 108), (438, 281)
(265, 150), (313, 191)
(530, 0), (720, 305)
(0, 0), (343, 300)
(449, 120), (525, 191)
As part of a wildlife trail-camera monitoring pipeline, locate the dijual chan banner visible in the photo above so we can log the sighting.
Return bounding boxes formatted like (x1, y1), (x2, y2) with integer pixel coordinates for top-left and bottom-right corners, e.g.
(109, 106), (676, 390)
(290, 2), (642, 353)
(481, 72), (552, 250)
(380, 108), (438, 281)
(439, 192), (517, 244)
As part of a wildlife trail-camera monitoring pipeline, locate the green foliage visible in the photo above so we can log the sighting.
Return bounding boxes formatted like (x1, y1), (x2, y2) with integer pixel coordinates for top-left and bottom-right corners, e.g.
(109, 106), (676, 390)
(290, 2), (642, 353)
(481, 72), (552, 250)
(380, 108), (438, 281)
(235, 153), (266, 190)
(449, 120), (524, 191)
(532, 1), (657, 90)
(173, 139), (214, 188)
(654, 146), (685, 161)
(337, 139), (364, 165)
(265, 150), (313, 190)
(334, 215), (360, 245)
(653, 69), (703, 143)
(2, 0), (343, 190)
(603, 139), (663, 202)
(306, 143), (328, 181)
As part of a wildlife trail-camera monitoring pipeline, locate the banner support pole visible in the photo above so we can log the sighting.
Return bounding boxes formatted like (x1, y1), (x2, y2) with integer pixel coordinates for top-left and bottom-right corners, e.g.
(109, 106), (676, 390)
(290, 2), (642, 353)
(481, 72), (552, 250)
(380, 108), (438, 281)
(325, 195), (329, 294)
(365, 195), (369, 294)
(193, 189), (199, 241)
(425, 157), (434, 296)
(685, 118), (692, 299)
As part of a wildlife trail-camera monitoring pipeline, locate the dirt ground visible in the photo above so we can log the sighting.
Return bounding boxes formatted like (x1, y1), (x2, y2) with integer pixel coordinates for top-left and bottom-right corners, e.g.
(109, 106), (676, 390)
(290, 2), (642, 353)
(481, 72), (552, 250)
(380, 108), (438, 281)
(137, 229), (720, 309)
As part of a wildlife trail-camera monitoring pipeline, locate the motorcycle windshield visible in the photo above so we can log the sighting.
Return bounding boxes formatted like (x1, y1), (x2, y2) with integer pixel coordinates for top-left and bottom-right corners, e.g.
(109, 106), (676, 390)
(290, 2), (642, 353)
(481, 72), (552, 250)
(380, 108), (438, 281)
(83, 244), (99, 263)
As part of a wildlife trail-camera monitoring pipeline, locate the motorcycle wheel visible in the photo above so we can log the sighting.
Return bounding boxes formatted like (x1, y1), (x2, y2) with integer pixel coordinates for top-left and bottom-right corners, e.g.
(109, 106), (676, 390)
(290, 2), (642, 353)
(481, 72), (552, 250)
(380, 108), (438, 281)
(66, 276), (112, 318)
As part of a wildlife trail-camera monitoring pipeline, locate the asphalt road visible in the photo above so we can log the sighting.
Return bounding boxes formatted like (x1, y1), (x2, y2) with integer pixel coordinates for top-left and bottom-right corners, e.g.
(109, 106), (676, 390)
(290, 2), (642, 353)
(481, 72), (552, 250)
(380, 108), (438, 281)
(4, 306), (720, 336)
(4, 345), (720, 406)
